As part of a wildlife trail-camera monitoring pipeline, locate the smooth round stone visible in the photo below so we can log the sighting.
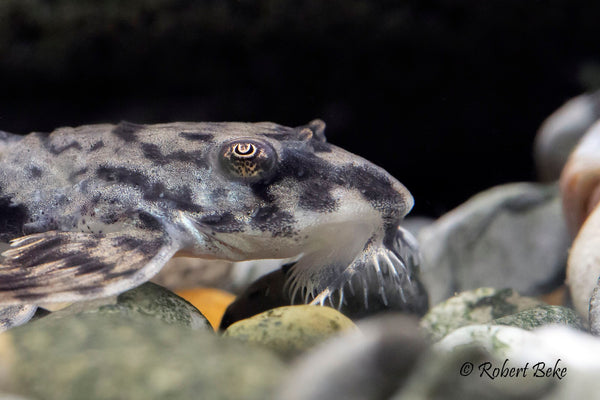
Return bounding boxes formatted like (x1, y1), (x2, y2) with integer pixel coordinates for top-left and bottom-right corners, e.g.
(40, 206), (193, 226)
(527, 326), (600, 399)
(434, 324), (545, 361)
(275, 314), (425, 400)
(401, 216), (435, 237)
(492, 305), (584, 331)
(47, 282), (212, 331)
(534, 91), (600, 182)
(428, 325), (600, 399)
(0, 313), (286, 400)
(0, 394), (34, 400)
(567, 202), (600, 317)
(588, 279), (600, 336)
(419, 183), (570, 306)
(559, 120), (600, 235)
(394, 340), (554, 399)
(421, 288), (544, 342)
(223, 305), (358, 358)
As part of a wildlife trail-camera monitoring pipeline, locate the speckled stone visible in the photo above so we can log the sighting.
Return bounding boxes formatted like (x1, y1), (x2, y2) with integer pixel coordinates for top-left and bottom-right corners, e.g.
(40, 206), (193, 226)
(393, 344), (554, 399)
(46, 282), (212, 331)
(492, 305), (584, 331)
(429, 325), (600, 399)
(434, 324), (544, 363)
(420, 288), (544, 342)
(0, 313), (286, 400)
(589, 280), (600, 335)
(223, 305), (358, 359)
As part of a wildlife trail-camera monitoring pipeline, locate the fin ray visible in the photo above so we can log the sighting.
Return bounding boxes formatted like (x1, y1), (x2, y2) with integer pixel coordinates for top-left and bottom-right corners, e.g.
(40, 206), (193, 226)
(0, 229), (179, 305)
(0, 305), (37, 332)
(305, 227), (428, 315)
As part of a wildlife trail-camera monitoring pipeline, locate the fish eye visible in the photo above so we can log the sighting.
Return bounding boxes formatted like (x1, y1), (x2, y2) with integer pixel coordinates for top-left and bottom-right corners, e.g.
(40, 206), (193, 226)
(232, 143), (257, 158)
(219, 139), (277, 179)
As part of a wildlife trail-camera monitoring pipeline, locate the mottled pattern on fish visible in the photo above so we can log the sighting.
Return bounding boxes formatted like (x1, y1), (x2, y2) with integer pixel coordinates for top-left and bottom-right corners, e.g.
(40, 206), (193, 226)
(0, 120), (427, 330)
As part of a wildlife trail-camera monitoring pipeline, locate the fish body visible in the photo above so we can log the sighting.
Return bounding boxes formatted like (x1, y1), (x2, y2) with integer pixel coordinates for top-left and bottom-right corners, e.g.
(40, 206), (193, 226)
(0, 120), (427, 330)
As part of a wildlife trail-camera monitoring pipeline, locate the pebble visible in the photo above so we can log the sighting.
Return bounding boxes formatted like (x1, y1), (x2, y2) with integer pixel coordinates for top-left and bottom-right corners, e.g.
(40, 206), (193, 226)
(420, 288), (544, 342)
(401, 216), (435, 237)
(424, 324), (600, 399)
(534, 91), (600, 182)
(220, 268), (292, 330)
(559, 119), (600, 234)
(275, 314), (425, 400)
(175, 287), (236, 330)
(531, 326), (600, 398)
(561, 121), (600, 318)
(492, 305), (584, 331)
(0, 313), (287, 400)
(588, 279), (600, 335)
(419, 183), (570, 306)
(566, 198), (600, 317)
(0, 394), (34, 400)
(46, 282), (212, 331)
(223, 305), (358, 359)
(395, 336), (554, 399)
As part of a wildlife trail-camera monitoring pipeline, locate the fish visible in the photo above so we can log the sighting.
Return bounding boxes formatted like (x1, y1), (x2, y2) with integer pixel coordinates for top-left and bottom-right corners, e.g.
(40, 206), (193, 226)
(0, 119), (427, 330)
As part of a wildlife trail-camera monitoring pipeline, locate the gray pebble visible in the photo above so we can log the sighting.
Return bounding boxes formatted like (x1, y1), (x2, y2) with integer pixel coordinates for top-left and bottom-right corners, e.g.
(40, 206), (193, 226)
(0, 313), (286, 400)
(534, 91), (600, 182)
(419, 183), (570, 306)
(275, 314), (425, 400)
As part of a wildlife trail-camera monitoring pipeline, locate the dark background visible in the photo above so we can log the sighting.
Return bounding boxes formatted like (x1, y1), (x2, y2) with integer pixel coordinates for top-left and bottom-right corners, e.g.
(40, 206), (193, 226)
(1, 0), (599, 217)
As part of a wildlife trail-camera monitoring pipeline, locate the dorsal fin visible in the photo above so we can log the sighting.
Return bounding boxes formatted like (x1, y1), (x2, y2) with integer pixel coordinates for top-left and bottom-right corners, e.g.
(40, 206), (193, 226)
(298, 119), (327, 142)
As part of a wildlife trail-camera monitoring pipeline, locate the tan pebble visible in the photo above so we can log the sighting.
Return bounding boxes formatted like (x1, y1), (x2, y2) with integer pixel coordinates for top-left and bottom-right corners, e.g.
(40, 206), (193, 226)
(0, 332), (16, 389)
(567, 204), (600, 316)
(223, 305), (358, 358)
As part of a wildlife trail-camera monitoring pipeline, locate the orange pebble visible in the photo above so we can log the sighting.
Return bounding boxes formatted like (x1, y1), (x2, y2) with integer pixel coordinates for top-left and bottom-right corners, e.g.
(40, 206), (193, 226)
(539, 285), (566, 306)
(176, 287), (236, 330)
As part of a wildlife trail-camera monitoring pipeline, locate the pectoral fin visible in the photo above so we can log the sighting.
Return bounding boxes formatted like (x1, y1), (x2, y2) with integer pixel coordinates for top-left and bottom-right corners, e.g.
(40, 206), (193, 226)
(0, 304), (37, 332)
(0, 229), (179, 305)
(288, 226), (428, 315)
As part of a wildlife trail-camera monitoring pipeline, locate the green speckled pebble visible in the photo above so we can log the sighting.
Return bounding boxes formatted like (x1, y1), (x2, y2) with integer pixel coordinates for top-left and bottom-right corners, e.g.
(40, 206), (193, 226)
(45, 282), (212, 331)
(0, 313), (286, 400)
(420, 287), (544, 342)
(99, 282), (212, 330)
(492, 305), (585, 331)
(223, 305), (358, 358)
